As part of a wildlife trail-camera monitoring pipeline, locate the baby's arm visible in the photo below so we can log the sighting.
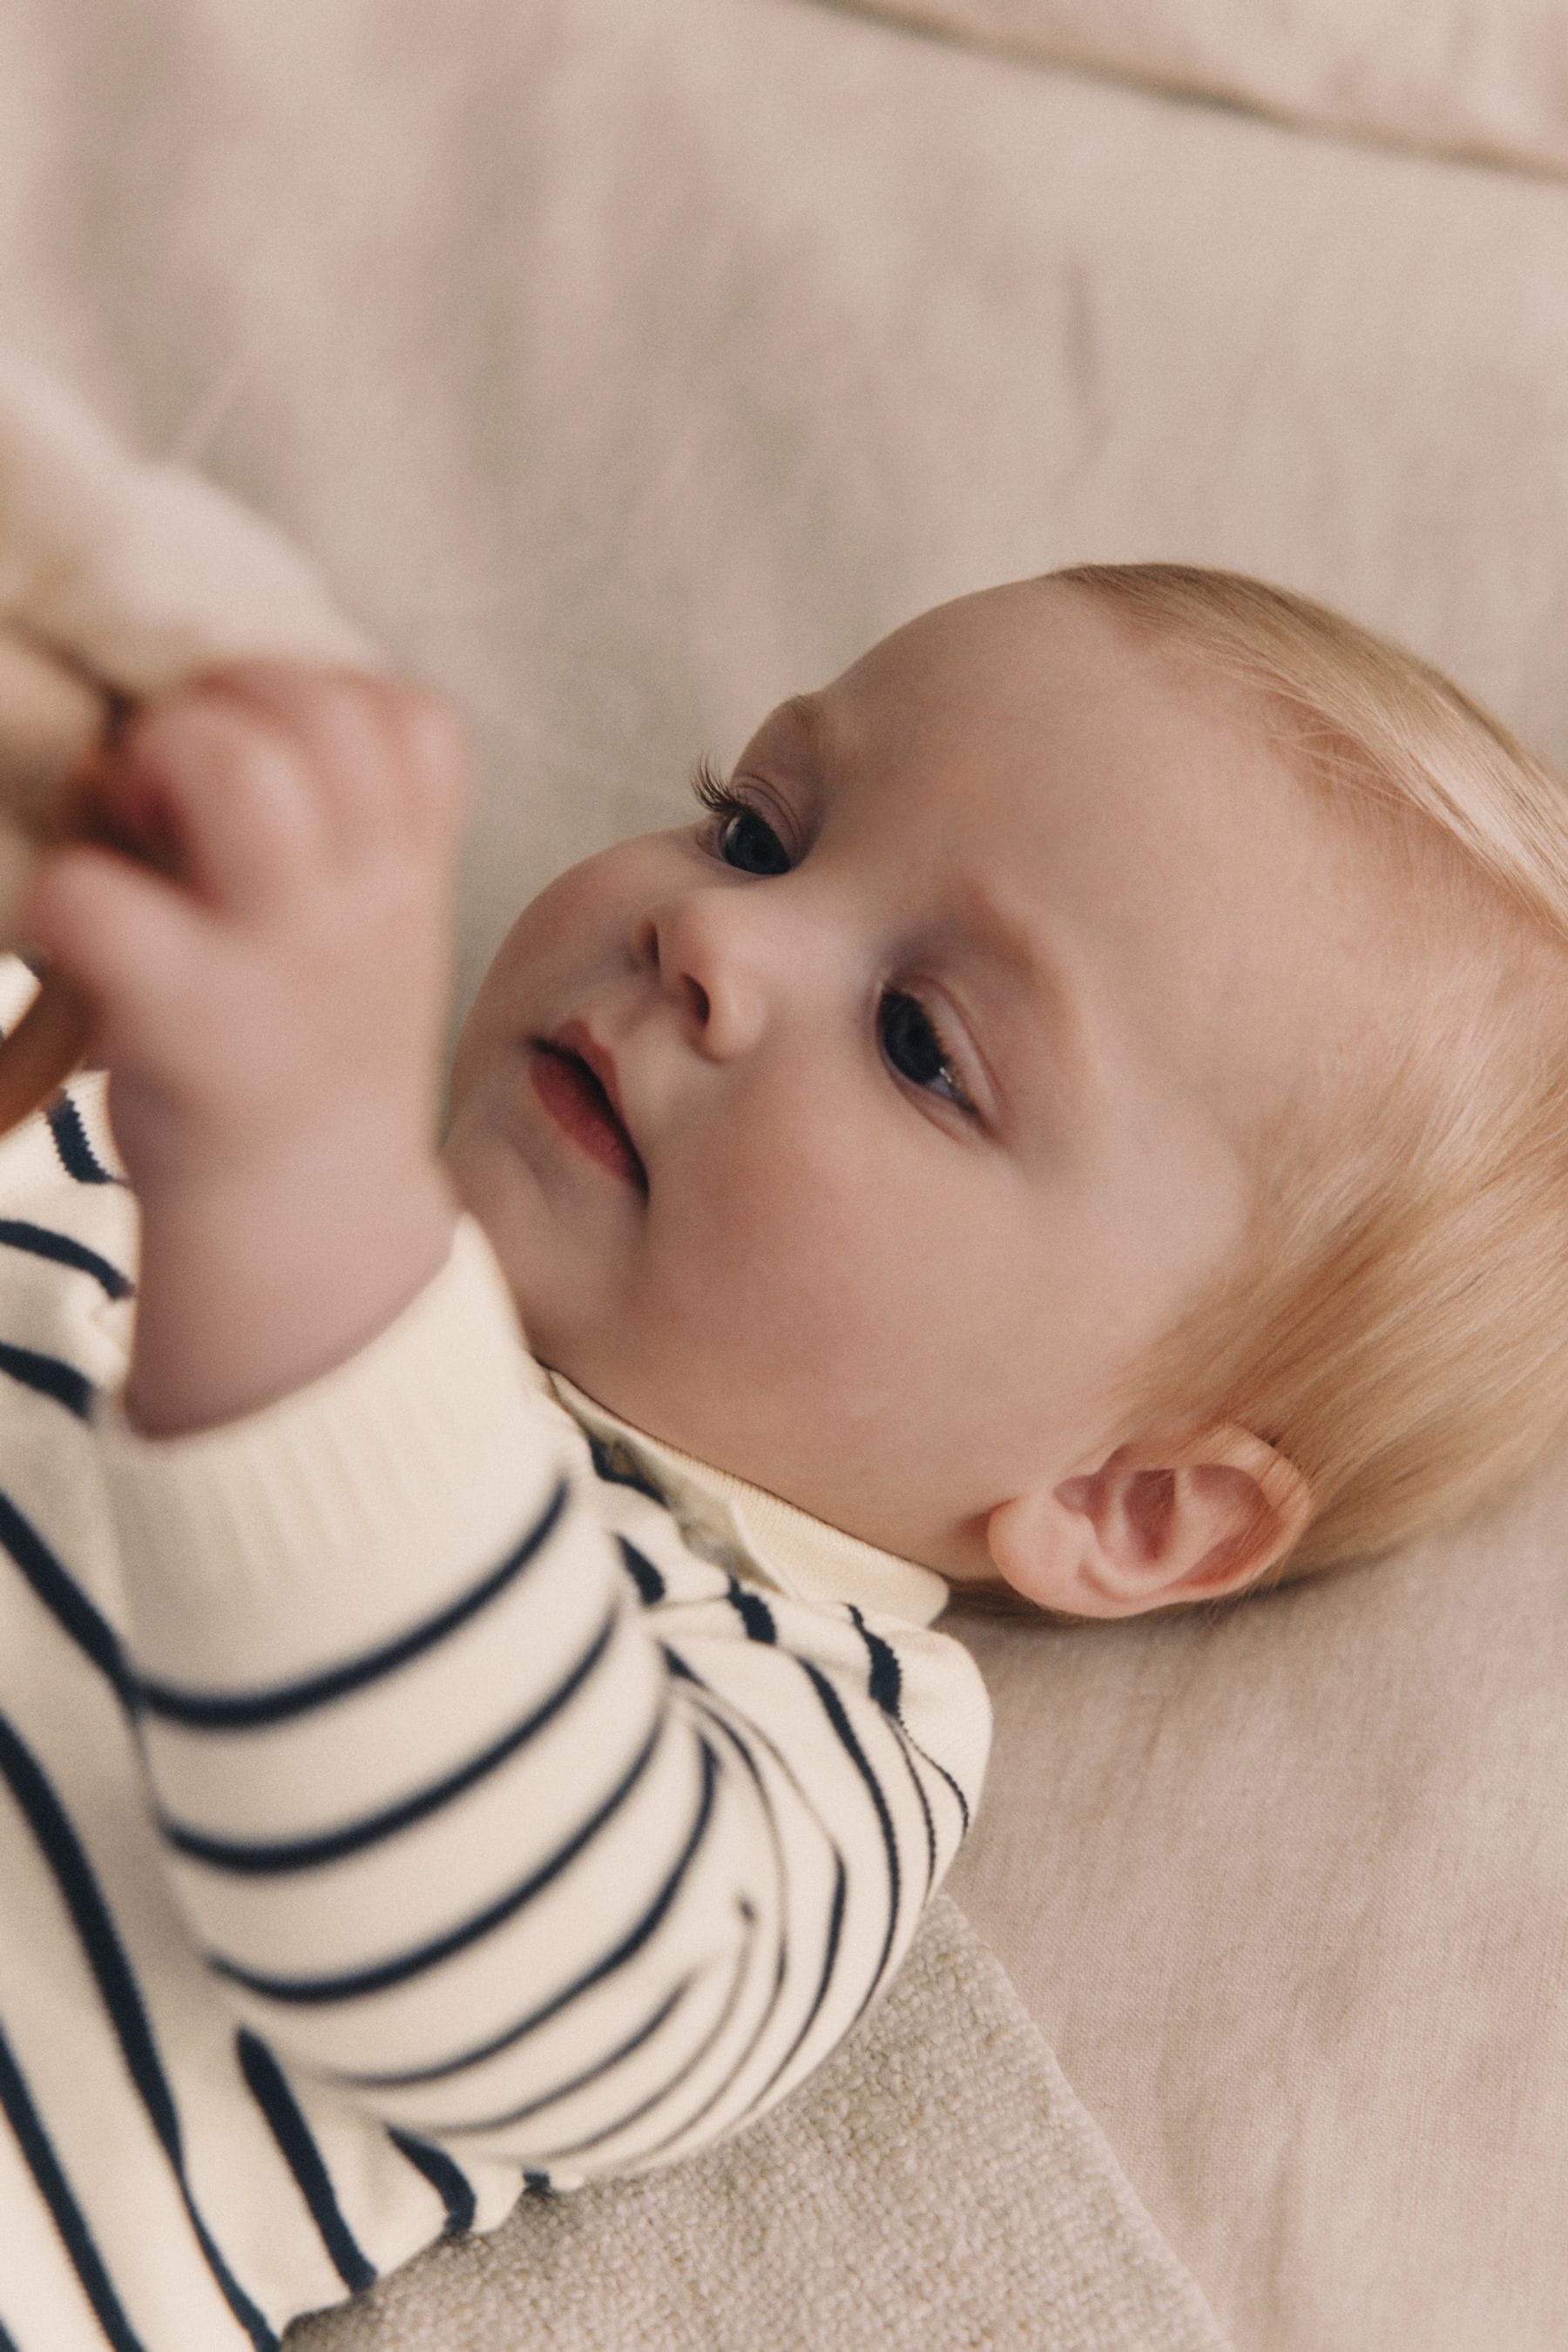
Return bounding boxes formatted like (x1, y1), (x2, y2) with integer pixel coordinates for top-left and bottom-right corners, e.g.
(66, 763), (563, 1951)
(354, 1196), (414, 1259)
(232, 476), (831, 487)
(17, 663), (463, 1435)
(96, 1206), (985, 2183)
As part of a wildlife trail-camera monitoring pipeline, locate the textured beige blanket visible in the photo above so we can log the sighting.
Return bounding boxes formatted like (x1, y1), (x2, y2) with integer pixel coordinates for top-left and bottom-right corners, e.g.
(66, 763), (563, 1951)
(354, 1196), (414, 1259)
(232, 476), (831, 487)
(288, 1898), (1227, 2352)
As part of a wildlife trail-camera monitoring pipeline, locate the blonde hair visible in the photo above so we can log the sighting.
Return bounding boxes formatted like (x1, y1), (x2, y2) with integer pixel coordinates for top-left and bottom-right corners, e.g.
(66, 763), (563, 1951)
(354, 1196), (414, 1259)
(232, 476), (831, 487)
(1040, 561), (1568, 1597)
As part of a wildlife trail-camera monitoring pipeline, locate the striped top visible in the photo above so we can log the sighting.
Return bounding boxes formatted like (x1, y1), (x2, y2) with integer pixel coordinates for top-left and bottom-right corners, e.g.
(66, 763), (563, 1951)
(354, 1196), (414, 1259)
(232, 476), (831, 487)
(0, 959), (992, 2352)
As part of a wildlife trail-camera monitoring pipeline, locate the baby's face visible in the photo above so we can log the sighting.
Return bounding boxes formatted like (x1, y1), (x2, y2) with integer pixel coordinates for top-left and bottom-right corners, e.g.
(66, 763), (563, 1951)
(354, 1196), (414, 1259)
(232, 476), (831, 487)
(443, 582), (1382, 1582)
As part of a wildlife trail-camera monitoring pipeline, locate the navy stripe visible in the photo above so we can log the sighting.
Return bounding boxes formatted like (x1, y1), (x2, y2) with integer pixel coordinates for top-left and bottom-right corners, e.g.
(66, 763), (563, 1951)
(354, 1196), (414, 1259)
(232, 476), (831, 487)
(902, 1729), (939, 1900)
(0, 1340), (92, 1420)
(675, 1686), (790, 1872)
(160, 1597), (621, 1875)
(47, 1093), (118, 1186)
(896, 1721), (970, 1838)
(0, 1218), (133, 1299)
(0, 2019), (149, 2352)
(652, 1932), (791, 2168)
(843, 1612), (935, 1892)
(236, 2032), (375, 2294)
(801, 1662), (902, 2018)
(847, 1607), (970, 1838)
(428, 1975), (695, 2137)
(651, 1700), (794, 2092)
(216, 1704), (670, 2010)
(847, 1605), (900, 1713)
(665, 1659), (853, 2129)
(726, 1575), (776, 1645)
(337, 1737), (720, 2090)
(388, 2128), (476, 2238)
(659, 1646), (849, 2031)
(656, 1646), (859, 2107)
(0, 1487), (132, 1702)
(0, 1710), (279, 2349)
(0, 1716), (178, 2150)
(663, 1643), (843, 1871)
(0, 2311), (21, 2352)
(585, 1431), (666, 1505)
(753, 1856), (848, 2113)
(542, 1903), (761, 2161)
(616, 1535), (665, 1605)
(138, 1479), (569, 1730)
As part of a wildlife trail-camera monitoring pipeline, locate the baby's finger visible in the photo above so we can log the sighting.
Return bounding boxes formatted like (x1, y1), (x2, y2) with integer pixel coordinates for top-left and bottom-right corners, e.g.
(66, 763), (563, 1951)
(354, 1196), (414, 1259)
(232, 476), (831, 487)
(189, 662), (467, 855)
(390, 682), (469, 838)
(0, 975), (92, 1139)
(105, 692), (321, 918)
(17, 838), (226, 1080)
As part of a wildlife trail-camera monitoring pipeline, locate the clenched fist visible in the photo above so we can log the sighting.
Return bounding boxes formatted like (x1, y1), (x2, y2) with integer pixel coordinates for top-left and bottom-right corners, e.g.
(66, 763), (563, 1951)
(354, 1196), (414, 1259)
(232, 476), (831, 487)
(19, 661), (469, 1436)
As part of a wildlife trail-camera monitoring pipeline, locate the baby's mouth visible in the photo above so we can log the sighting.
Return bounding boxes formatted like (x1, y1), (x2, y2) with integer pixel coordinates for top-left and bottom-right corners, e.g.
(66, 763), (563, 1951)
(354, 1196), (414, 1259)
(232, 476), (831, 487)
(529, 1039), (648, 1195)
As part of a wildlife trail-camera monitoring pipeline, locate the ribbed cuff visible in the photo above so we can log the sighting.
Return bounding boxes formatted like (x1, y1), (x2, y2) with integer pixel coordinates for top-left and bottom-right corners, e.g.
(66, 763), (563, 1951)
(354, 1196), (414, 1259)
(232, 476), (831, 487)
(98, 1213), (566, 1689)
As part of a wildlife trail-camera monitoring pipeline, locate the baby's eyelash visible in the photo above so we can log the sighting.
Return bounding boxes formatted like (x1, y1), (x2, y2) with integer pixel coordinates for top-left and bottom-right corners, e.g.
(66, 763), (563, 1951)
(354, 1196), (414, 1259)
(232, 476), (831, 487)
(691, 759), (795, 877)
(690, 754), (735, 815)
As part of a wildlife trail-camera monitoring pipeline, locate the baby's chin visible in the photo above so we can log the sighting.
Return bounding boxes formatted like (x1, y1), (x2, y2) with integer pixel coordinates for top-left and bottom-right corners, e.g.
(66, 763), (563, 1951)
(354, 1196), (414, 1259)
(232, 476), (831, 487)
(527, 1328), (990, 1579)
(524, 1318), (712, 1460)
(449, 1161), (990, 1575)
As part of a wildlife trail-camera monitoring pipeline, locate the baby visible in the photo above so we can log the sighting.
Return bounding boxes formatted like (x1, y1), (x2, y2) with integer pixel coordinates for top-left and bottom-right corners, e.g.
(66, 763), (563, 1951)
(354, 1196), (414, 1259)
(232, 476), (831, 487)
(3, 564), (1565, 2349)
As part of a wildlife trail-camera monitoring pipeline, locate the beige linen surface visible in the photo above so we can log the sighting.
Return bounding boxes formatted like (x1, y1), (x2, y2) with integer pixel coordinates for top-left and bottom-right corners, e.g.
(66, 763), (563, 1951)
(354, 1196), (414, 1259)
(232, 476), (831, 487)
(1, 0), (1566, 2344)
(949, 1441), (1568, 2349)
(831, 0), (1568, 180)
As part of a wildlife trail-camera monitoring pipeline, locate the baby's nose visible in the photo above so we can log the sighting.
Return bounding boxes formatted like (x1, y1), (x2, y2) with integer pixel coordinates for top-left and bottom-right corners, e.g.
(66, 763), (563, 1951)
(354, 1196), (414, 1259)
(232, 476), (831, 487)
(637, 892), (770, 1061)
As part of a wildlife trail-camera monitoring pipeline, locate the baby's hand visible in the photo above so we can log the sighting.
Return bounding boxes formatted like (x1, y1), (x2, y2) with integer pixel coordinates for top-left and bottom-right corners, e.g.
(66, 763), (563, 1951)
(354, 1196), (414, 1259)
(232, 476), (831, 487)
(26, 662), (466, 1192)
(20, 661), (467, 1434)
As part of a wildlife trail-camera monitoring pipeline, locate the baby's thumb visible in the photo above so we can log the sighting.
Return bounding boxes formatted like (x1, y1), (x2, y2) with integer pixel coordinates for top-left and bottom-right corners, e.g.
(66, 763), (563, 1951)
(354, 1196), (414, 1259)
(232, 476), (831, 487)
(0, 970), (91, 1137)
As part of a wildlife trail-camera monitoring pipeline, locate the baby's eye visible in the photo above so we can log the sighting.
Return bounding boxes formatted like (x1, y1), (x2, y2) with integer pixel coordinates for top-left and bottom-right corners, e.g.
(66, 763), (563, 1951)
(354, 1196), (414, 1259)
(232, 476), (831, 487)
(878, 990), (976, 1115)
(690, 757), (793, 876)
(717, 805), (791, 876)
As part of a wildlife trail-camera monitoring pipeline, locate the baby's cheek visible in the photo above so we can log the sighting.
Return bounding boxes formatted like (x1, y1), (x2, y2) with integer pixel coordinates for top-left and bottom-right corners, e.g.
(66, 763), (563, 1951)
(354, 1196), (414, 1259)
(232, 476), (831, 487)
(487, 864), (604, 987)
(679, 1131), (943, 1394)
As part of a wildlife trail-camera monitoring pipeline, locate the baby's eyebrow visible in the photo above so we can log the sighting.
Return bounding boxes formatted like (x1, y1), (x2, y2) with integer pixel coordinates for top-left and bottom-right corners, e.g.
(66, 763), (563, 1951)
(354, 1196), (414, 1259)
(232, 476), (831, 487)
(776, 693), (821, 738)
(747, 692), (829, 775)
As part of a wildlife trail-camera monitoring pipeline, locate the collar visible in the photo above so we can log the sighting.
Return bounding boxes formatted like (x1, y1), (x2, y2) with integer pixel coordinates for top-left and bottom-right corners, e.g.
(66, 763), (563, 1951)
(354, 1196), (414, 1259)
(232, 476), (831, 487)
(544, 1369), (952, 1632)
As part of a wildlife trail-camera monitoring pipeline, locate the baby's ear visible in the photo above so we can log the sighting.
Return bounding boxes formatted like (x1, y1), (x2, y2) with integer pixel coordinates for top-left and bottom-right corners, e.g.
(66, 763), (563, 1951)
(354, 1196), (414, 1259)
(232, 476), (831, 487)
(985, 1425), (1312, 1619)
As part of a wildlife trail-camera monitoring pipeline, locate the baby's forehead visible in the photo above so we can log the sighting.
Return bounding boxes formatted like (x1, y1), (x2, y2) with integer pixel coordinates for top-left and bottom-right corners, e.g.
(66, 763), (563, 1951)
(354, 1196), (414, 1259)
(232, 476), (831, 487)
(804, 582), (1267, 781)
(785, 588), (1311, 875)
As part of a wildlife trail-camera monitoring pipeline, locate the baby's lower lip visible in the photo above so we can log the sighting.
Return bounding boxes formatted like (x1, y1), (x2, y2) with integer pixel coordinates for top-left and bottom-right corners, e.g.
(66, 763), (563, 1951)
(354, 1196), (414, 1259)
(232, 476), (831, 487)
(529, 1044), (647, 1193)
